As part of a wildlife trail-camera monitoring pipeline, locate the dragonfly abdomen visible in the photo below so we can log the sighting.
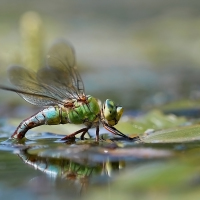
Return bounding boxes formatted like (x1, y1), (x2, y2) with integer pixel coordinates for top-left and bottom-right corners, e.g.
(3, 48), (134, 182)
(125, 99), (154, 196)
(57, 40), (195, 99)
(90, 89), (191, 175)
(12, 106), (63, 139)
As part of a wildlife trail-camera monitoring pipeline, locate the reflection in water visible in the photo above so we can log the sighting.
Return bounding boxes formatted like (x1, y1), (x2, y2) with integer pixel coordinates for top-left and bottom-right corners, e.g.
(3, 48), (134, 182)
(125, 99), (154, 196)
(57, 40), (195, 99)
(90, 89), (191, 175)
(0, 132), (172, 198)
(15, 139), (172, 196)
(17, 147), (124, 194)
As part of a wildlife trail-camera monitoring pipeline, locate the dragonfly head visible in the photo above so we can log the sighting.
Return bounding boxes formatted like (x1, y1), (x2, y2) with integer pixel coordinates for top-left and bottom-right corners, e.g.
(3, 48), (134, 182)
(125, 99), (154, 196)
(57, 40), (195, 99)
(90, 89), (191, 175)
(102, 99), (124, 126)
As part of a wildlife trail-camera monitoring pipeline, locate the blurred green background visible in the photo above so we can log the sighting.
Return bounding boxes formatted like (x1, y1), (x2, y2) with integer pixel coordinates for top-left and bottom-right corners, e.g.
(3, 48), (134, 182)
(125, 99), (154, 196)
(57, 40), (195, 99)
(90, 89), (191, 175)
(1, 0), (200, 115)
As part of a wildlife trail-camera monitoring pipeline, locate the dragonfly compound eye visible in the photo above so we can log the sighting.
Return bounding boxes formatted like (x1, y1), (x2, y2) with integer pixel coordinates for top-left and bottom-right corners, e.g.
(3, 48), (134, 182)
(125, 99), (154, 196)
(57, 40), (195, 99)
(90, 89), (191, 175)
(103, 99), (121, 126)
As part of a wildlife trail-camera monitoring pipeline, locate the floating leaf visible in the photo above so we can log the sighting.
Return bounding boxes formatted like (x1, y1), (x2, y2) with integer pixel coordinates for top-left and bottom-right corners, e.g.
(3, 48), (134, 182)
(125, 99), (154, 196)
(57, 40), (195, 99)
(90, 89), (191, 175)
(143, 125), (200, 143)
(115, 110), (187, 137)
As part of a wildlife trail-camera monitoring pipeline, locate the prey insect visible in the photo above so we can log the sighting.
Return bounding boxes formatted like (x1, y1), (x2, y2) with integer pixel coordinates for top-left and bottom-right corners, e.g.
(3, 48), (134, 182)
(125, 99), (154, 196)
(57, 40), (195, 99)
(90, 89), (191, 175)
(0, 40), (135, 141)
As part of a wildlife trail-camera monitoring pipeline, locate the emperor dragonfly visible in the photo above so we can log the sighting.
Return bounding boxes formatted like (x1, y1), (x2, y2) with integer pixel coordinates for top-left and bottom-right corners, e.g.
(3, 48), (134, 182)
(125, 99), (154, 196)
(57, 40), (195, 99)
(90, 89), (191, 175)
(0, 40), (133, 141)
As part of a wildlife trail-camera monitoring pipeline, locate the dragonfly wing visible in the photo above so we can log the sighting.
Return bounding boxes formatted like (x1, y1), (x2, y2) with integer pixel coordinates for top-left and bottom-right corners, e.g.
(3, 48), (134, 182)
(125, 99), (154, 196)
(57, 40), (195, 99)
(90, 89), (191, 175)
(17, 93), (60, 106)
(44, 40), (85, 98)
(7, 66), (64, 106)
(47, 39), (75, 71)
(5, 40), (86, 106)
(37, 66), (77, 100)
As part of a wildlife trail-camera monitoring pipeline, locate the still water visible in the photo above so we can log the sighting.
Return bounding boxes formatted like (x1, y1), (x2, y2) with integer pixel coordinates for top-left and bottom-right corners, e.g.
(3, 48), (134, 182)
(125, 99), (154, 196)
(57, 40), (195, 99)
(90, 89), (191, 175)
(1, 116), (200, 200)
(0, 126), (173, 200)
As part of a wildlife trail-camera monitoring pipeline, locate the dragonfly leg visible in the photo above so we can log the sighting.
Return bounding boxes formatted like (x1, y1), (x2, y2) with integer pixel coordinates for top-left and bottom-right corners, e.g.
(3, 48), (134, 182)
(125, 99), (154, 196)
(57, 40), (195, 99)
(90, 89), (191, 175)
(103, 123), (134, 140)
(95, 126), (99, 141)
(61, 127), (89, 140)
(80, 128), (90, 140)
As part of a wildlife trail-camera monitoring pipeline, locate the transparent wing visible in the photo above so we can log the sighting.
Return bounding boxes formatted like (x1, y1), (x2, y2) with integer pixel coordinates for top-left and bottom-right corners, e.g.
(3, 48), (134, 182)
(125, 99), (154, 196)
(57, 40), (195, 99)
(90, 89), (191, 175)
(7, 65), (65, 106)
(4, 40), (86, 107)
(43, 40), (85, 98)
(37, 66), (79, 100)
(0, 85), (61, 106)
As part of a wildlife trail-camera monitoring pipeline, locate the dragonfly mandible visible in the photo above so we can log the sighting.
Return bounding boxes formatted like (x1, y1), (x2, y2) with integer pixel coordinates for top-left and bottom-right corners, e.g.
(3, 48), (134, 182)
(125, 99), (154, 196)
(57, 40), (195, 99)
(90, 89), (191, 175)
(0, 40), (134, 141)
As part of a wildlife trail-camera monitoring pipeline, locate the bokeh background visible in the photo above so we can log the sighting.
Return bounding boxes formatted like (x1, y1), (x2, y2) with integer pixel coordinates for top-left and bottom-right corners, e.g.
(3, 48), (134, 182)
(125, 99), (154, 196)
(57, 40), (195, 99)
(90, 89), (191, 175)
(1, 0), (200, 116)
(1, 1), (200, 199)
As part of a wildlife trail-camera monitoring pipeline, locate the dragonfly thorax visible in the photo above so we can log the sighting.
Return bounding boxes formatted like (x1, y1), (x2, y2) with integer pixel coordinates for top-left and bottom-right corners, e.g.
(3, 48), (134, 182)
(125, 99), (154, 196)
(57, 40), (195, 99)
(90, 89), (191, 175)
(102, 99), (124, 126)
(63, 95), (100, 126)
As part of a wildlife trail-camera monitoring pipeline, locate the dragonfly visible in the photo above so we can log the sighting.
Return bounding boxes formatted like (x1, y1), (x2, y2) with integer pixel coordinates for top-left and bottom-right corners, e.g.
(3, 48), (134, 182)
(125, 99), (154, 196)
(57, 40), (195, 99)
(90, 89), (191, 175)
(0, 40), (135, 141)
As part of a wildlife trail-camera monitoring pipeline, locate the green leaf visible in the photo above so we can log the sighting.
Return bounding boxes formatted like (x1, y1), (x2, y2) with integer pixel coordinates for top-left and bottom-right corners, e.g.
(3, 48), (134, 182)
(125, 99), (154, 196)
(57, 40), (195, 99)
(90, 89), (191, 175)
(143, 125), (200, 143)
